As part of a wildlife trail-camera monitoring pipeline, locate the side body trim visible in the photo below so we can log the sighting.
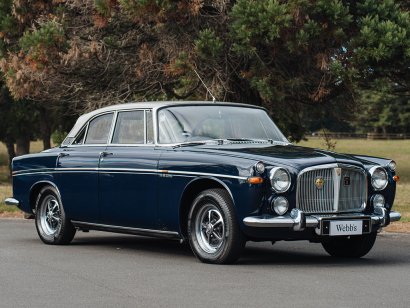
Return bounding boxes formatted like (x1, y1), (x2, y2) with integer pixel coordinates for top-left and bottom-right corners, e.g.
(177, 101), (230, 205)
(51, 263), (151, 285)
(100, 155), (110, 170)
(13, 167), (248, 180)
(72, 221), (181, 239)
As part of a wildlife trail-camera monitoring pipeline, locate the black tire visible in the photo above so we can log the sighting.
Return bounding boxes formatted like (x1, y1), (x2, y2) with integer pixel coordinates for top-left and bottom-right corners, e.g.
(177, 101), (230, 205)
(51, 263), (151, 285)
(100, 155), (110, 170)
(187, 189), (246, 264)
(35, 185), (76, 245)
(322, 232), (377, 258)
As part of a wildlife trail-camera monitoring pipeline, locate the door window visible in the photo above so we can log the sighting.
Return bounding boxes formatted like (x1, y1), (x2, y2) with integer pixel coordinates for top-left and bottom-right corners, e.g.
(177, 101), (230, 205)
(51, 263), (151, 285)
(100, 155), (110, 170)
(84, 113), (114, 144)
(112, 110), (145, 144)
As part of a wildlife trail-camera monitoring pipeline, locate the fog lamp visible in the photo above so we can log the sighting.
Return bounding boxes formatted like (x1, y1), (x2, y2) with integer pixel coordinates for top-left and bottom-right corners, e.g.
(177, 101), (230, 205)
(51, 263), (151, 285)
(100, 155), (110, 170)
(271, 196), (289, 215)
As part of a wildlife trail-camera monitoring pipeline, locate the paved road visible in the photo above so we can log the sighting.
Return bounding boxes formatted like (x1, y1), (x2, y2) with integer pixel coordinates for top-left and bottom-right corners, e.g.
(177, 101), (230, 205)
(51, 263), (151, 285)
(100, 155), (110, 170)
(1, 219), (409, 308)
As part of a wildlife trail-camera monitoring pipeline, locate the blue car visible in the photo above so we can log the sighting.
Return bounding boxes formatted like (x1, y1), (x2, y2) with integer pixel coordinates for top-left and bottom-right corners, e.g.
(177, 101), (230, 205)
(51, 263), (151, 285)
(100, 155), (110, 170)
(6, 101), (401, 263)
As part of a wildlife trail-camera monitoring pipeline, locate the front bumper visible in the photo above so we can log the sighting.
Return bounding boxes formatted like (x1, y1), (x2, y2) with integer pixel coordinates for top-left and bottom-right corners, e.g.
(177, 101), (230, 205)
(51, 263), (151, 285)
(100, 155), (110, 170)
(243, 209), (401, 235)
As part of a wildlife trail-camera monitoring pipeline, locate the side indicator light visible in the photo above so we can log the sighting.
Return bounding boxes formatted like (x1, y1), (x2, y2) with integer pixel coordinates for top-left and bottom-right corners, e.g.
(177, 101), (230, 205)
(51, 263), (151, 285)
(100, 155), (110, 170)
(393, 176), (400, 182)
(248, 177), (263, 184)
(12, 171), (17, 174)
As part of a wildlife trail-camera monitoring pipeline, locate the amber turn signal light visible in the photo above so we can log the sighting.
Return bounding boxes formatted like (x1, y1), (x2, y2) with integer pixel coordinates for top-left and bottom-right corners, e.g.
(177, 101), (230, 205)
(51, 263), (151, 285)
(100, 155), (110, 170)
(393, 175), (400, 182)
(248, 177), (263, 184)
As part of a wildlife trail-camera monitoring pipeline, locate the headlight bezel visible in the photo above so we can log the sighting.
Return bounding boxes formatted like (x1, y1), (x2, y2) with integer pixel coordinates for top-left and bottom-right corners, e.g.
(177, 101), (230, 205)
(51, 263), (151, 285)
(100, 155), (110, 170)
(269, 167), (291, 193)
(369, 166), (388, 191)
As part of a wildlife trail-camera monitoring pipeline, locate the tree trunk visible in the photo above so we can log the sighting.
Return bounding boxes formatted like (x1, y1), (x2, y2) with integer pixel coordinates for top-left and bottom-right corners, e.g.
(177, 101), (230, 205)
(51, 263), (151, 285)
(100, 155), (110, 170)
(4, 139), (15, 179)
(225, 74), (263, 106)
(16, 137), (30, 156)
(38, 105), (51, 150)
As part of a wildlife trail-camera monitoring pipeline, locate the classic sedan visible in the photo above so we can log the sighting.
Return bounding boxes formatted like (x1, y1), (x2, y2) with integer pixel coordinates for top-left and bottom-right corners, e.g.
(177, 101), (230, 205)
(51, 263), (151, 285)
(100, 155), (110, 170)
(6, 101), (401, 263)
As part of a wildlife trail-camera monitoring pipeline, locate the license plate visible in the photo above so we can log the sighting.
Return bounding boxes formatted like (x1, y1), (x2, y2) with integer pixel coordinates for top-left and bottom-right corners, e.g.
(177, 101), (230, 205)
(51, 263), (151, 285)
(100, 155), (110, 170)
(328, 220), (362, 236)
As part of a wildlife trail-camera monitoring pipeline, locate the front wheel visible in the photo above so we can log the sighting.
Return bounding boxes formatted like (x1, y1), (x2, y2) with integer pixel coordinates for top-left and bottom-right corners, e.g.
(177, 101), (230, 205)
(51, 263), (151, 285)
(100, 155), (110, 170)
(35, 185), (76, 245)
(188, 189), (246, 264)
(321, 232), (377, 258)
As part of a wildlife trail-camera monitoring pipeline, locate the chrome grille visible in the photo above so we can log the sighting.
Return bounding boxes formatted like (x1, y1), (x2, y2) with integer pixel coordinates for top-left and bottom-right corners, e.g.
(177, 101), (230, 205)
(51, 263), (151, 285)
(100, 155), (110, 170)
(296, 164), (367, 214)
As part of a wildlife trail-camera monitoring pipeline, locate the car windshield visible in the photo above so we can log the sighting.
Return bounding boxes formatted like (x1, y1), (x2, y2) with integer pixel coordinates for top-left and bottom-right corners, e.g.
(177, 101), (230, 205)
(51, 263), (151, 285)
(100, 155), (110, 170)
(158, 105), (288, 144)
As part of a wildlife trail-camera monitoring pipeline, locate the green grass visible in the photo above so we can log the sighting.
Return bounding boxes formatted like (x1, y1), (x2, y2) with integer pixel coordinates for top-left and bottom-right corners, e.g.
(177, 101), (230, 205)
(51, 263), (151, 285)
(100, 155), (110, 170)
(0, 184), (20, 213)
(296, 139), (410, 183)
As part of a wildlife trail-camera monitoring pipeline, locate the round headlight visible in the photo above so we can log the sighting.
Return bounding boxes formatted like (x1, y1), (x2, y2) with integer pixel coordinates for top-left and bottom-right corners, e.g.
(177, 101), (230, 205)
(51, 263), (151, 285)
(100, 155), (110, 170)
(369, 166), (388, 190)
(388, 160), (396, 172)
(271, 196), (289, 215)
(255, 161), (265, 174)
(372, 194), (385, 208)
(269, 167), (291, 192)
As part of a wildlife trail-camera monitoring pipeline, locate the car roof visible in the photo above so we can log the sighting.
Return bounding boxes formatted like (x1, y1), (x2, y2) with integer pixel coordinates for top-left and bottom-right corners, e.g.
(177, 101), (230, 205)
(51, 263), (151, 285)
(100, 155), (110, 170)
(67, 101), (265, 138)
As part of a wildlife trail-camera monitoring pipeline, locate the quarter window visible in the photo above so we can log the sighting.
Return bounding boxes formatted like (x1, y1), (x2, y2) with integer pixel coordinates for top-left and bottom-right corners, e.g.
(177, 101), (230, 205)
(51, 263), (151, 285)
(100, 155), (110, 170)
(112, 110), (145, 144)
(72, 128), (86, 145)
(84, 113), (114, 144)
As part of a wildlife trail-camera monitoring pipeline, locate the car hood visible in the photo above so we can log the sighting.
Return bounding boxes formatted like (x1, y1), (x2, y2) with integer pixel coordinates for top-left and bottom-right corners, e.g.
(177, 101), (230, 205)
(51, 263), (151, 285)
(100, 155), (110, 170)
(180, 144), (375, 172)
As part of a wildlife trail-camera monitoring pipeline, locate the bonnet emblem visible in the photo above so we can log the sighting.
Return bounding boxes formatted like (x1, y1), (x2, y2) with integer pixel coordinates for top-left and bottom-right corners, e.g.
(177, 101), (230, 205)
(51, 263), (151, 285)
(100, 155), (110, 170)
(315, 177), (324, 189)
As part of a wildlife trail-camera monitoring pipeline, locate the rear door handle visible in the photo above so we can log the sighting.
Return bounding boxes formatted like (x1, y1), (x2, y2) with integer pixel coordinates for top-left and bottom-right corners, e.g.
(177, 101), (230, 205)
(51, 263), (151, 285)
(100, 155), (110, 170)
(58, 153), (70, 157)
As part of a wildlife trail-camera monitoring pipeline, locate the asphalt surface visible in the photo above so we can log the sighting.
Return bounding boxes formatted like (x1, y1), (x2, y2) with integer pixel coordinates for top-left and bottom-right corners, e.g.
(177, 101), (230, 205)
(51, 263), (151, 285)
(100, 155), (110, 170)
(1, 219), (409, 308)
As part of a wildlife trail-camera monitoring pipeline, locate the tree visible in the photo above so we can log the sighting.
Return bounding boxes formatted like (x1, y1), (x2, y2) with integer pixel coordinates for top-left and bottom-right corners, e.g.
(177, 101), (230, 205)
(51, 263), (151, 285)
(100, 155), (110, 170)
(0, 81), (40, 177)
(0, 0), (409, 141)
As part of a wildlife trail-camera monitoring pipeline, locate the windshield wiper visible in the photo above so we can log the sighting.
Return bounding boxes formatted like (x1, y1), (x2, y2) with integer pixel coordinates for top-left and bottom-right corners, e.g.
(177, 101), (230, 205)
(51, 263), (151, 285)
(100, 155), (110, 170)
(173, 141), (207, 148)
(226, 138), (256, 141)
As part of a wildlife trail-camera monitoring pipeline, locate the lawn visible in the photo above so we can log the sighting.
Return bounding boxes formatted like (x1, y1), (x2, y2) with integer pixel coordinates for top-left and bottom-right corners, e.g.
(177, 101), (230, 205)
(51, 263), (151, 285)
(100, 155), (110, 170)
(0, 139), (409, 222)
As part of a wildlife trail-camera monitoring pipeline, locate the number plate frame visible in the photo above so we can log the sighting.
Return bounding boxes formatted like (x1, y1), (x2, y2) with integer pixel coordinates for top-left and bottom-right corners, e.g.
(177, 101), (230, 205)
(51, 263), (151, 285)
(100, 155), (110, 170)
(321, 219), (371, 236)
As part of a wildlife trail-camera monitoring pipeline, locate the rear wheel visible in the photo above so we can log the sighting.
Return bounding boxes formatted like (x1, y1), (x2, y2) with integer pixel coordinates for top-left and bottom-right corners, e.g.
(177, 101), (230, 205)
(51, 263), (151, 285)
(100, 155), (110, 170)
(35, 185), (76, 245)
(188, 189), (246, 264)
(322, 232), (377, 258)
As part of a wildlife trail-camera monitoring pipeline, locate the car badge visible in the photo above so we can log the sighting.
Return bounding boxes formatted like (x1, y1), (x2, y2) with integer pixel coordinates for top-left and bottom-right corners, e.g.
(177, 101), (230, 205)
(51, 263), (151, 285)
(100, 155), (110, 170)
(344, 175), (350, 186)
(315, 176), (324, 189)
(336, 168), (341, 176)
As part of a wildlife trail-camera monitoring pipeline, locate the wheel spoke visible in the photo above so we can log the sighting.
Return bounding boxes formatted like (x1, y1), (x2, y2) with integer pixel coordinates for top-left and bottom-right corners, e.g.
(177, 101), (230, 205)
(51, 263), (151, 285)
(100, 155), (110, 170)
(207, 232), (211, 245)
(52, 215), (60, 221)
(213, 231), (222, 241)
(213, 216), (223, 227)
(208, 210), (212, 224)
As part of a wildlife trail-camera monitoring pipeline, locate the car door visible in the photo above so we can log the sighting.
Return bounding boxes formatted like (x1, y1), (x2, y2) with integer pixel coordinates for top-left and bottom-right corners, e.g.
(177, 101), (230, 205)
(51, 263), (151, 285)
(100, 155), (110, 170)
(56, 112), (114, 223)
(98, 109), (162, 229)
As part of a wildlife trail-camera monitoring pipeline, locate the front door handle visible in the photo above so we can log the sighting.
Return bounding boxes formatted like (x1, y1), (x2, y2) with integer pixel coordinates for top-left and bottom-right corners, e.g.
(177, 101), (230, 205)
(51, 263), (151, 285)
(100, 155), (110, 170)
(58, 153), (70, 157)
(100, 152), (113, 157)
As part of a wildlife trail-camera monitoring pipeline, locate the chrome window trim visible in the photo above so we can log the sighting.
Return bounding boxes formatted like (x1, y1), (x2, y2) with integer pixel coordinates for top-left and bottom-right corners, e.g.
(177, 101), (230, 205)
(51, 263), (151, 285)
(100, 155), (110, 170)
(107, 111), (118, 144)
(296, 163), (368, 214)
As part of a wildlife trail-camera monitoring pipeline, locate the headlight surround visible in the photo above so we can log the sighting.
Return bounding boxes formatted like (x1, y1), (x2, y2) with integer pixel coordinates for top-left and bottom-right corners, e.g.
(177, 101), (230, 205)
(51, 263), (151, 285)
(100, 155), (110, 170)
(271, 196), (289, 215)
(388, 160), (396, 172)
(371, 194), (385, 208)
(369, 166), (388, 191)
(269, 167), (291, 192)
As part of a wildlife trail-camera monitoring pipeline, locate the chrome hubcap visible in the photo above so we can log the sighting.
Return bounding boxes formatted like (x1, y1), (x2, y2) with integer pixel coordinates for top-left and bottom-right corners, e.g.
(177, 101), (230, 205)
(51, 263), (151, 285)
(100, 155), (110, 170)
(195, 204), (225, 253)
(40, 196), (61, 236)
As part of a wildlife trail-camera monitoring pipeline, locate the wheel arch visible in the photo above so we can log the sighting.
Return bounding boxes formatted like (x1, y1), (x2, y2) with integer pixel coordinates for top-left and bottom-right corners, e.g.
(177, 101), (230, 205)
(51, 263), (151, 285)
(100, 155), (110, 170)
(29, 181), (61, 214)
(179, 177), (234, 238)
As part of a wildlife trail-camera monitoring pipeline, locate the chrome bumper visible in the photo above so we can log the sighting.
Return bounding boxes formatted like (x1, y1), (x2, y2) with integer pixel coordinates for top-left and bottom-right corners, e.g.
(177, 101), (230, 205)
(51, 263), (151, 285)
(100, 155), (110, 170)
(5, 198), (20, 207)
(243, 209), (401, 234)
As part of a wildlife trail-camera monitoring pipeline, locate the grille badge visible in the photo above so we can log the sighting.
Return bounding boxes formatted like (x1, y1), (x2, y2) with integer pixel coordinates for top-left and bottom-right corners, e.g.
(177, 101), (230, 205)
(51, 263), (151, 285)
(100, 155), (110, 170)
(336, 168), (341, 176)
(315, 176), (324, 189)
(344, 175), (350, 186)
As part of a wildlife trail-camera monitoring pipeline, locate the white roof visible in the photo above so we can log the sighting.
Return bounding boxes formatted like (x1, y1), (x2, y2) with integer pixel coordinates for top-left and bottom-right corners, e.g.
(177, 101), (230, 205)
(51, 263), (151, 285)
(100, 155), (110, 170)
(67, 101), (264, 138)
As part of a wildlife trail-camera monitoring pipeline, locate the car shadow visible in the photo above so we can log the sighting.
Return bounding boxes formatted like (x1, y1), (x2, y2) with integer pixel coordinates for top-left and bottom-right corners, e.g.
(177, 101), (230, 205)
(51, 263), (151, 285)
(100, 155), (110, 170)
(69, 233), (408, 267)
